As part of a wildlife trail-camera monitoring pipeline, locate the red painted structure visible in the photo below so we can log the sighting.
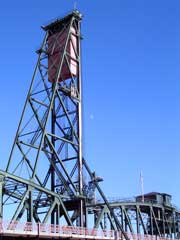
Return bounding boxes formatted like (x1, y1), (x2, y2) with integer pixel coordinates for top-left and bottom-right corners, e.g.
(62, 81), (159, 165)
(0, 220), (175, 240)
(48, 26), (78, 82)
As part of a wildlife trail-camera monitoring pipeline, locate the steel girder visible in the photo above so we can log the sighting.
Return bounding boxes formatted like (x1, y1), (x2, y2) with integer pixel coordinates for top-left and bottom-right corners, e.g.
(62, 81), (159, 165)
(87, 200), (180, 239)
(0, 10), (129, 239)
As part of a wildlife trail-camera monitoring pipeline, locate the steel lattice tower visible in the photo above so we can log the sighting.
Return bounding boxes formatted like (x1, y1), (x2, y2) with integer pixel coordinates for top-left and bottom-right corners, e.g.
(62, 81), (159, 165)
(4, 10), (85, 226)
(0, 11), (128, 238)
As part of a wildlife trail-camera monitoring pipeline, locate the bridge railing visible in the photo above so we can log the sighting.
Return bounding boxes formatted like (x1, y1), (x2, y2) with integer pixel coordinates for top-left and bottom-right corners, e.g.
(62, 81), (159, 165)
(38, 223), (114, 238)
(0, 220), (175, 240)
(0, 220), (114, 239)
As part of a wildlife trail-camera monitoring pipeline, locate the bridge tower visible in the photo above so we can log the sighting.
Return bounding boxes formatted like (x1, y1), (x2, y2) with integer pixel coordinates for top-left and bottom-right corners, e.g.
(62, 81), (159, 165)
(0, 11), (127, 238)
(4, 10), (84, 226)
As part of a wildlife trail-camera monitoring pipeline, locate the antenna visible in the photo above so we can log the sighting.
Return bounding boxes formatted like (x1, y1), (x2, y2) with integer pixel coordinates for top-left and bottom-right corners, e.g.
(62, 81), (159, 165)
(74, 1), (77, 10)
(140, 171), (144, 203)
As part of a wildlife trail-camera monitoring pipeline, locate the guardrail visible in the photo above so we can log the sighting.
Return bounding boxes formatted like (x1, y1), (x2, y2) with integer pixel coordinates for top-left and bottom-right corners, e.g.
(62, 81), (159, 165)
(0, 221), (114, 239)
(96, 197), (164, 205)
(0, 220), (175, 240)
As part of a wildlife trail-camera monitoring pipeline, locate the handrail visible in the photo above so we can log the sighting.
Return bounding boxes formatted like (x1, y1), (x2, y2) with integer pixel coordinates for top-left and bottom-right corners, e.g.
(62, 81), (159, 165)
(0, 220), (176, 240)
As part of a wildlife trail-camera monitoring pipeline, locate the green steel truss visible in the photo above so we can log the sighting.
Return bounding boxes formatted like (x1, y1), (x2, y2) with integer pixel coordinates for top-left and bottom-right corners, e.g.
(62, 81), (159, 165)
(0, 10), (128, 239)
(87, 199), (180, 238)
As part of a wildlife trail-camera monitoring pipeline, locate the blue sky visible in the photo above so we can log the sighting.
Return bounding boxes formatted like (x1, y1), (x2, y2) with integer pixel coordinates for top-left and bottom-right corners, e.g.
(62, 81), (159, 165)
(0, 0), (180, 205)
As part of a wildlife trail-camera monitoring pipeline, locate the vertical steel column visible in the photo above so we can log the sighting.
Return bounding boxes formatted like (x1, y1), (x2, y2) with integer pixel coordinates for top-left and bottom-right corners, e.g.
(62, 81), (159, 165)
(162, 209), (165, 237)
(150, 207), (154, 235)
(56, 204), (60, 225)
(27, 189), (33, 222)
(120, 206), (124, 230)
(0, 176), (3, 220)
(77, 19), (84, 227)
(136, 206), (140, 235)
(104, 212), (107, 229)
(51, 86), (56, 224)
(173, 211), (176, 239)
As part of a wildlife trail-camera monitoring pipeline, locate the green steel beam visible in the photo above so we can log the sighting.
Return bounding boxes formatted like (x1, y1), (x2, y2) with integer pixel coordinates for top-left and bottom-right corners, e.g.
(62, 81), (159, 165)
(0, 175), (3, 219)
(94, 206), (107, 229)
(0, 170), (73, 225)
(43, 200), (57, 223)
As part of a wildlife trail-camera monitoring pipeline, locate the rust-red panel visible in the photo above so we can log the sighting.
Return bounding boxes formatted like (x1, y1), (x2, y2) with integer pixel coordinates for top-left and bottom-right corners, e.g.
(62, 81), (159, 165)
(48, 27), (78, 82)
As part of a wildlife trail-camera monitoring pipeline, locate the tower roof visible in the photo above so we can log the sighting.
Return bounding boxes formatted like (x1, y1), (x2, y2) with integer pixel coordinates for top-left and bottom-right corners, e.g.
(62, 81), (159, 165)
(42, 10), (82, 31)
